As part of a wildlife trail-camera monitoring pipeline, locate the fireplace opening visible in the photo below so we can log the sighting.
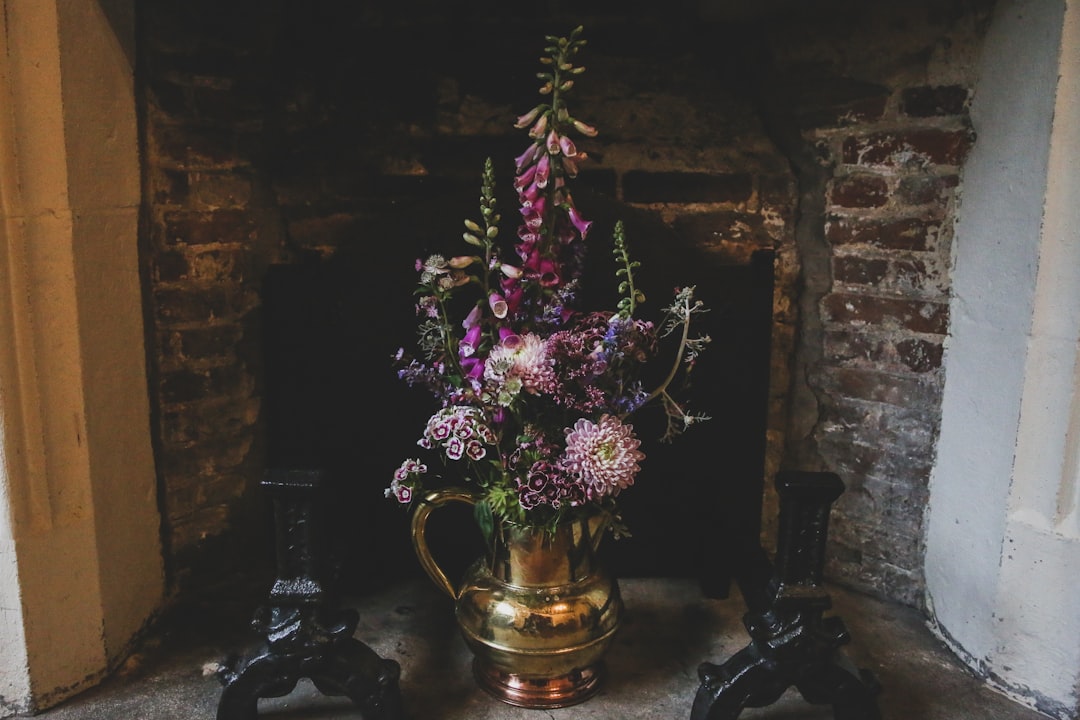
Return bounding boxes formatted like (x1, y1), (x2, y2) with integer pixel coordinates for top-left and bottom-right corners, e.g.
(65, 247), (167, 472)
(142, 0), (990, 612)
(259, 184), (777, 594)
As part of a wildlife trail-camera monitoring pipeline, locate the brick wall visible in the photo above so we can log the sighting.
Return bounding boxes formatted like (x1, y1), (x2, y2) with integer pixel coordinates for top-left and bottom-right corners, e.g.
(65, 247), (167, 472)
(136, 0), (993, 605)
(140, 0), (290, 588)
(764, 1), (991, 605)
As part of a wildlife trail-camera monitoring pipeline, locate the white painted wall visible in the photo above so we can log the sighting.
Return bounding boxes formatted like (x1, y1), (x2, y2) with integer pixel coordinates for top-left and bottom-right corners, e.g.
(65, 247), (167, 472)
(926, 0), (1080, 717)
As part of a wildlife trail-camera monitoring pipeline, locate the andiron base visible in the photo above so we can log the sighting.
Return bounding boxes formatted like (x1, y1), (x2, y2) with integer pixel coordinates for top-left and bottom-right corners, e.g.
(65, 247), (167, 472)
(216, 469), (403, 720)
(691, 471), (881, 720)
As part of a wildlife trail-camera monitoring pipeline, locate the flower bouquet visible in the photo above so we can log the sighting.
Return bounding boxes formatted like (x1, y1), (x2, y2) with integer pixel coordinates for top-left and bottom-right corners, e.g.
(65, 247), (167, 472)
(386, 26), (710, 539)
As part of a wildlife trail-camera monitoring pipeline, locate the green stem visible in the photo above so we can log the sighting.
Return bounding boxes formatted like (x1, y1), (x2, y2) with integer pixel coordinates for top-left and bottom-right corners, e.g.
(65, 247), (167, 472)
(641, 293), (692, 407)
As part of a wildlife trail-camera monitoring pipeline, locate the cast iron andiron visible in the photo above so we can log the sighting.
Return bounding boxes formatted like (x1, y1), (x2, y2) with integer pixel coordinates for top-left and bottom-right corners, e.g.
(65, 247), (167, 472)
(217, 469), (403, 720)
(691, 470), (882, 720)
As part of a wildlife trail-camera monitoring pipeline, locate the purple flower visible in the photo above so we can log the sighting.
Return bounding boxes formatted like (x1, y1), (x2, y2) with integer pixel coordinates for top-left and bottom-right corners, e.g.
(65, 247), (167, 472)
(534, 153), (551, 189)
(459, 324), (483, 358)
(567, 204), (592, 239)
(387, 459), (427, 504)
(561, 415), (645, 498)
(515, 142), (540, 170)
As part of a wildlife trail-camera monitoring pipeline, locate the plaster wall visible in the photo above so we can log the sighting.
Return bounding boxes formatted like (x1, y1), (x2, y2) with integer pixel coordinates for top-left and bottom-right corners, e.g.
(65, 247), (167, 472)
(926, 0), (1080, 716)
(0, 0), (163, 713)
(0, 3), (33, 715)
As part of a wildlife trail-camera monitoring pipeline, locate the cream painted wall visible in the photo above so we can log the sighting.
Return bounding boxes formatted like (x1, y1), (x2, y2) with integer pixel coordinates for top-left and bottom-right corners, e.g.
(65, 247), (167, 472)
(0, 0), (163, 714)
(0, 5), (34, 715)
(927, 0), (1080, 717)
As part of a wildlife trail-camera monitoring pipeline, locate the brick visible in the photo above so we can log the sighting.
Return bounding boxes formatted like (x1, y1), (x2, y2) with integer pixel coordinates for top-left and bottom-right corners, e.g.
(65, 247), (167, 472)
(147, 77), (192, 118)
(819, 436), (934, 483)
(822, 292), (949, 334)
(153, 123), (239, 168)
(159, 363), (250, 405)
(828, 173), (889, 208)
(825, 366), (941, 407)
(153, 168), (191, 205)
(285, 213), (366, 249)
(829, 517), (924, 576)
(799, 94), (889, 128)
(153, 286), (254, 324)
(824, 330), (887, 367)
(575, 168), (618, 197)
(897, 174), (959, 205)
(160, 369), (209, 405)
(168, 505), (231, 551)
(163, 209), (257, 246)
(175, 324), (245, 359)
(826, 217), (939, 251)
(789, 78), (890, 128)
(192, 84), (264, 124)
(622, 171), (753, 204)
(198, 473), (249, 507)
(161, 397), (260, 445)
(818, 398), (939, 451)
(155, 251), (189, 282)
(188, 248), (246, 283)
(671, 210), (772, 247)
(155, 287), (227, 324)
(901, 85), (969, 117)
(758, 173), (797, 209)
(189, 171), (254, 209)
(896, 338), (944, 372)
(893, 258), (940, 295)
(833, 256), (889, 285)
(842, 128), (975, 167)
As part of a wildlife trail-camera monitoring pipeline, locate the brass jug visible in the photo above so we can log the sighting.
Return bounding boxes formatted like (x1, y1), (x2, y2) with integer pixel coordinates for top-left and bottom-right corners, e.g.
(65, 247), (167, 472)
(411, 488), (623, 708)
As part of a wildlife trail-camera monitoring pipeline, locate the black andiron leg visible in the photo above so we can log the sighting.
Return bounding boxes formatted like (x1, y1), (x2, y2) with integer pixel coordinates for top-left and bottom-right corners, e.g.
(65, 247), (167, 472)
(691, 471), (882, 720)
(217, 469), (403, 720)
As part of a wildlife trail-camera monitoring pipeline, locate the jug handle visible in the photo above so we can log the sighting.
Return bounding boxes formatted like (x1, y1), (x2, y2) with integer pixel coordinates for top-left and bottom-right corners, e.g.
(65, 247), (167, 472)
(410, 488), (478, 599)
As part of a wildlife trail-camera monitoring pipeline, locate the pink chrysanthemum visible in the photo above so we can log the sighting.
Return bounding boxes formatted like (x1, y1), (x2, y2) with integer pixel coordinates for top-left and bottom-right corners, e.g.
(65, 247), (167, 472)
(484, 333), (556, 395)
(561, 414), (644, 498)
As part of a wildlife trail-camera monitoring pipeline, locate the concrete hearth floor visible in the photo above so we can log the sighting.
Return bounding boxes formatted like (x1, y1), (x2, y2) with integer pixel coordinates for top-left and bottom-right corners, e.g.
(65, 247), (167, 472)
(28, 577), (1047, 720)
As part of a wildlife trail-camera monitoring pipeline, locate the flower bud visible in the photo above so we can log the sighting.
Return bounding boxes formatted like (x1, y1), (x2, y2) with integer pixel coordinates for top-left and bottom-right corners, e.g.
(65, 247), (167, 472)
(514, 105), (543, 129)
(572, 118), (598, 137)
(500, 264), (523, 279)
(449, 255), (477, 268)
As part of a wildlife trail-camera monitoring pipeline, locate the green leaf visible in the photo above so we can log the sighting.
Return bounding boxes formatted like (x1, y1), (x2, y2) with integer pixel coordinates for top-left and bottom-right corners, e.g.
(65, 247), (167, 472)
(474, 500), (494, 543)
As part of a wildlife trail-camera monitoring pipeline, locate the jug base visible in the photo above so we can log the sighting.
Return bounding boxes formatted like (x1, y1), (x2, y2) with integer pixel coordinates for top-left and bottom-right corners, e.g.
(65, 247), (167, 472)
(473, 658), (605, 708)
